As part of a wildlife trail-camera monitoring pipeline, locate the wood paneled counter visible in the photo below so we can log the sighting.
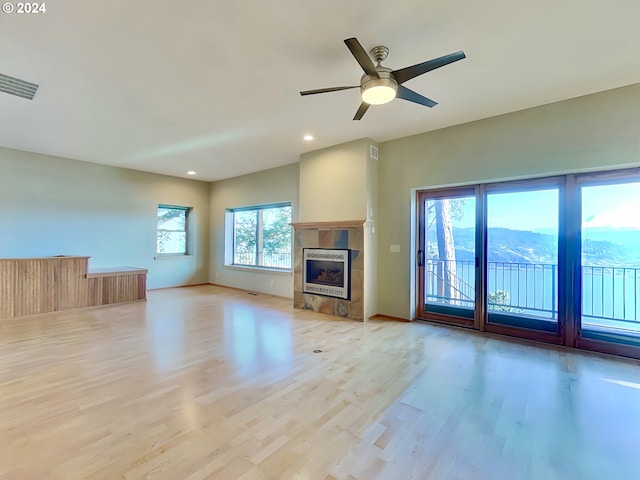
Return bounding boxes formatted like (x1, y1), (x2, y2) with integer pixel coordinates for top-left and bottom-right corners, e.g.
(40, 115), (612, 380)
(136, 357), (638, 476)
(0, 256), (147, 319)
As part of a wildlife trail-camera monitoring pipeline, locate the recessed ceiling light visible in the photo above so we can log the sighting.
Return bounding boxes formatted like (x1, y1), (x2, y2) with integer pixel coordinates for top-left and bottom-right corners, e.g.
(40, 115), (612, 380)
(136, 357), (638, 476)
(187, 170), (197, 175)
(303, 134), (314, 141)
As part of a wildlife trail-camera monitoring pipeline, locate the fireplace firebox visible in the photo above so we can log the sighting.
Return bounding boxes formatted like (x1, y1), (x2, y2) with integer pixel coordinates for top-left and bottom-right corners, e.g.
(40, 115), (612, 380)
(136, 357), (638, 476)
(303, 248), (350, 299)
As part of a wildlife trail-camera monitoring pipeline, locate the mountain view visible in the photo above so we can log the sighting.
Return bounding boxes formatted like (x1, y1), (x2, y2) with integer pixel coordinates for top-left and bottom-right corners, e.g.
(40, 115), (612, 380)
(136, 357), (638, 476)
(447, 227), (640, 267)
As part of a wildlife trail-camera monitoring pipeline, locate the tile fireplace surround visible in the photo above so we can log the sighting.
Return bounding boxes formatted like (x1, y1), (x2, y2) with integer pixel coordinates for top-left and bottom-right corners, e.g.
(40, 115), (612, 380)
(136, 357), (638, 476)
(292, 221), (364, 321)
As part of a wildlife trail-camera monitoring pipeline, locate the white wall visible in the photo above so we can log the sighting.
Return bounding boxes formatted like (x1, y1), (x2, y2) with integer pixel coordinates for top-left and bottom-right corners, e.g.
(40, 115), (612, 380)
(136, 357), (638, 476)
(377, 84), (640, 319)
(209, 163), (299, 298)
(0, 147), (210, 289)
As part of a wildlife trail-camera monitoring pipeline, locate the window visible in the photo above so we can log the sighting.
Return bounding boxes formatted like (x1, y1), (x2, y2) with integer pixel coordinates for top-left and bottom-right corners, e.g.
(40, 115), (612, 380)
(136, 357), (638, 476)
(157, 205), (191, 255)
(228, 203), (292, 269)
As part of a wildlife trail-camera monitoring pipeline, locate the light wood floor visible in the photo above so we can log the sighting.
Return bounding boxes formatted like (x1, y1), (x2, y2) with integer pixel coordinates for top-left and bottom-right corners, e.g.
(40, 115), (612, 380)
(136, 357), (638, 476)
(2, 285), (640, 480)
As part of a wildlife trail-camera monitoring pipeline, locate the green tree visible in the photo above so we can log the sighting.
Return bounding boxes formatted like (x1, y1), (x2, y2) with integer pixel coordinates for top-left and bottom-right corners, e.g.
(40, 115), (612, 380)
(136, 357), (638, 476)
(157, 207), (187, 253)
(262, 206), (292, 253)
(233, 206), (292, 266)
(233, 211), (257, 262)
(426, 199), (467, 304)
(426, 198), (467, 230)
(488, 290), (524, 313)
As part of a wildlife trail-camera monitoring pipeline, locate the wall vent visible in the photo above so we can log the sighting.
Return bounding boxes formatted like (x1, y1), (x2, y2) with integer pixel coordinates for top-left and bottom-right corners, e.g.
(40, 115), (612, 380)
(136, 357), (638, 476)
(370, 144), (378, 160)
(0, 73), (39, 100)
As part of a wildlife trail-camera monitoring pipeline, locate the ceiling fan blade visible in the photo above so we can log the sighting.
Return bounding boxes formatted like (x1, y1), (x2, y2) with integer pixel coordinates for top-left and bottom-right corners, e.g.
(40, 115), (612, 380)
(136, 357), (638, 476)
(353, 102), (370, 120)
(396, 85), (437, 108)
(344, 38), (379, 78)
(300, 86), (358, 96)
(392, 51), (466, 85)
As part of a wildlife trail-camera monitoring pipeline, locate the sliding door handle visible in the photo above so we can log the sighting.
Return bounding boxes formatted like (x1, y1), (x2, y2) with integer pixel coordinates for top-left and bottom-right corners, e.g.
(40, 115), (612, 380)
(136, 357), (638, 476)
(417, 250), (425, 267)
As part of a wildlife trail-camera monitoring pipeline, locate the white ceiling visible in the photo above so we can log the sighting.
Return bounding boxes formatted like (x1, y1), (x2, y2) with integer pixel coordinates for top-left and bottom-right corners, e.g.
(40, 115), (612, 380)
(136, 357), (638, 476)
(1, 1), (639, 182)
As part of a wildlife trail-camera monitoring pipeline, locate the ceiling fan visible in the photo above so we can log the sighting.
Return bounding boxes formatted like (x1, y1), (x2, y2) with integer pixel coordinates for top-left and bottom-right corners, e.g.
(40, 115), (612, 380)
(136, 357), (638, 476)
(300, 37), (466, 120)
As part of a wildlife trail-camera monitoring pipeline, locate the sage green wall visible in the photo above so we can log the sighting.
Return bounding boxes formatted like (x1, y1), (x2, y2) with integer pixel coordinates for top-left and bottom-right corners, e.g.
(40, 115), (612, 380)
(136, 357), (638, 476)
(377, 83), (640, 319)
(4, 83), (638, 312)
(299, 138), (380, 317)
(0, 147), (210, 289)
(209, 163), (299, 298)
(299, 139), (370, 222)
(364, 152), (379, 318)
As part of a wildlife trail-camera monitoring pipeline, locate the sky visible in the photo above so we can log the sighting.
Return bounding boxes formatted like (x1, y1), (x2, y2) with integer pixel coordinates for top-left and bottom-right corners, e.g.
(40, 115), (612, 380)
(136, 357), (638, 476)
(441, 181), (640, 231)
(582, 182), (640, 229)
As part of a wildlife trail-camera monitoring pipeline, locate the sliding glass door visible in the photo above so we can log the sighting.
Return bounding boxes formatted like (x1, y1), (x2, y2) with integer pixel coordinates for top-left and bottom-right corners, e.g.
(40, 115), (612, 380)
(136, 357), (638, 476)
(417, 188), (477, 326)
(578, 177), (640, 352)
(484, 183), (561, 338)
(417, 169), (640, 358)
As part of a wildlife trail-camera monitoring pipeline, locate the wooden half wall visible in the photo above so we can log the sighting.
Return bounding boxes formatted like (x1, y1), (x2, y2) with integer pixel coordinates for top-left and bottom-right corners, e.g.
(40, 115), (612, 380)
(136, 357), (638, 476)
(0, 256), (147, 319)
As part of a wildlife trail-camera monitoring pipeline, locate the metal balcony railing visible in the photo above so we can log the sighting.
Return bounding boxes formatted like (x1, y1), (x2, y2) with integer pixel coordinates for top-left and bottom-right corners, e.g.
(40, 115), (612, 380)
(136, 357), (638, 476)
(425, 259), (640, 326)
(234, 251), (291, 269)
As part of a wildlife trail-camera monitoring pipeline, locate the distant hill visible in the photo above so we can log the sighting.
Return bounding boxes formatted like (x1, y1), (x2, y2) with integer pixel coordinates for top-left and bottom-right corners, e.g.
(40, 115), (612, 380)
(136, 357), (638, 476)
(427, 227), (640, 266)
(538, 226), (640, 248)
(582, 227), (640, 266)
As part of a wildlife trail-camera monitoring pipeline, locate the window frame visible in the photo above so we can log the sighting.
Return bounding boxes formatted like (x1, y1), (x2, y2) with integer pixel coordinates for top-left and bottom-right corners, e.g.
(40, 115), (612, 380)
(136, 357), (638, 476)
(156, 204), (192, 256)
(226, 202), (292, 271)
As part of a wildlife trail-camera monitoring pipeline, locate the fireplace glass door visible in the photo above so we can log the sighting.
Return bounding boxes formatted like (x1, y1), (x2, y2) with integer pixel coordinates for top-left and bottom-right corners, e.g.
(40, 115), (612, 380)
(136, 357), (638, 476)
(303, 248), (350, 299)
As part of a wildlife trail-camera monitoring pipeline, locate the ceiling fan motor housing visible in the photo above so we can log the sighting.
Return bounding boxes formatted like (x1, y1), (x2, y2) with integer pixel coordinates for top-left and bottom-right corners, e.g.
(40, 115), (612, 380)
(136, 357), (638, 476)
(360, 68), (398, 105)
(369, 45), (390, 63)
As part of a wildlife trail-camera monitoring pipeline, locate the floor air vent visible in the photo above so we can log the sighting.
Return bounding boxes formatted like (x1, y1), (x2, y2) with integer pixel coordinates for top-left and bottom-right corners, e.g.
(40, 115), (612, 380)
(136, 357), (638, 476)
(0, 73), (39, 100)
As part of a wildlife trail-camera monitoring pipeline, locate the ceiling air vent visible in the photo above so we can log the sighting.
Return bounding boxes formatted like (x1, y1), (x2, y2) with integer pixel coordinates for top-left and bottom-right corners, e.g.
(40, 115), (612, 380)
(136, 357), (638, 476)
(0, 73), (39, 100)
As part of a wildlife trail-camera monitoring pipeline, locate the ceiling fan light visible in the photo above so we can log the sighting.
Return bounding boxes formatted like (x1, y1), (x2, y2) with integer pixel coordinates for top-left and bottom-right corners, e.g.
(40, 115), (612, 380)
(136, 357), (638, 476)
(361, 77), (398, 105)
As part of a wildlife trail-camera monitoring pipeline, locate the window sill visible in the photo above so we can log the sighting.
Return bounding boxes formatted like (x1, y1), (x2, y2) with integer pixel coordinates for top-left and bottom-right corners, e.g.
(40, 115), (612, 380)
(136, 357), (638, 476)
(225, 264), (292, 274)
(154, 254), (194, 260)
